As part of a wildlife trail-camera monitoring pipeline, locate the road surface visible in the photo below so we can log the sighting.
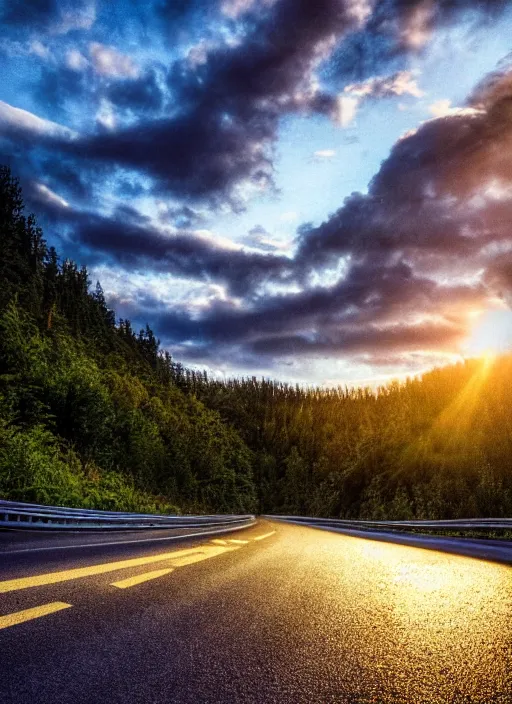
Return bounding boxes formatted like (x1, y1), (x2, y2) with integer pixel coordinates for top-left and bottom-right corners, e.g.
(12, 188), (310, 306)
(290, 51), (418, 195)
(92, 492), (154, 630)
(0, 520), (511, 703)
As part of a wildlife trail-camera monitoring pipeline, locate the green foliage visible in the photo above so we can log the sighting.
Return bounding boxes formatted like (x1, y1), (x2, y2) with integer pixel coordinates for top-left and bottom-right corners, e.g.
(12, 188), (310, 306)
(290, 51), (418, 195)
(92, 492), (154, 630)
(0, 167), (256, 514)
(192, 358), (512, 519)
(0, 420), (177, 512)
(1, 165), (511, 520)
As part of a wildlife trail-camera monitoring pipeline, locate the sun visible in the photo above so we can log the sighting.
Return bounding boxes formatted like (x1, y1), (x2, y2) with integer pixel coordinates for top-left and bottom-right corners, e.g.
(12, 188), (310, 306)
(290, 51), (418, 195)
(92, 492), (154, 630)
(465, 310), (512, 359)
(481, 348), (496, 363)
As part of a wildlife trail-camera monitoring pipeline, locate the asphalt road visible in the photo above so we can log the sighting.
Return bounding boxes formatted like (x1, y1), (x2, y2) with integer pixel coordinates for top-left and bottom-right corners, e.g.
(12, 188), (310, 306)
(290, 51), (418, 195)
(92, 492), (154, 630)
(0, 520), (511, 704)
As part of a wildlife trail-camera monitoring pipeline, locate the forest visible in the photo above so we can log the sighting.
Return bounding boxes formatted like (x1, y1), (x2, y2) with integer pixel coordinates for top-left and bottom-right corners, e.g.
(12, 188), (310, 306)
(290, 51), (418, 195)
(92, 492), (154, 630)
(1, 165), (511, 519)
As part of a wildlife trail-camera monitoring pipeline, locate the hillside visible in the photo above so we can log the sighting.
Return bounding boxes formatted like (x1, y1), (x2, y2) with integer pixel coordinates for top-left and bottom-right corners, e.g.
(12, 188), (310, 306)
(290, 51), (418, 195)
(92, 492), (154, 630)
(0, 166), (256, 514)
(1, 165), (511, 518)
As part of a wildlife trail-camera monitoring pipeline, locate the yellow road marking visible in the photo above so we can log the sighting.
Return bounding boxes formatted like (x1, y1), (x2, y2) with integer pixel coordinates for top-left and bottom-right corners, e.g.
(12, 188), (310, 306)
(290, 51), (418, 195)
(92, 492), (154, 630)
(227, 539), (249, 544)
(211, 539), (228, 545)
(169, 545), (238, 567)
(0, 602), (71, 630)
(111, 568), (174, 589)
(0, 546), (227, 594)
(254, 531), (276, 541)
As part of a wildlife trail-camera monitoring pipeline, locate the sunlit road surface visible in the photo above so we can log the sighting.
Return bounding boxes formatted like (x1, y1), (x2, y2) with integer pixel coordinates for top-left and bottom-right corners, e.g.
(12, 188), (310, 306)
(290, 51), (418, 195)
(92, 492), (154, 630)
(0, 522), (510, 703)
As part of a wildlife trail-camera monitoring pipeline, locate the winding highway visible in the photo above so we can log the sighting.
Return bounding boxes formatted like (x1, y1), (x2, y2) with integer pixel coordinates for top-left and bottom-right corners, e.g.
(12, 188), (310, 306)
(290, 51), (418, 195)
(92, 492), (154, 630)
(0, 520), (511, 703)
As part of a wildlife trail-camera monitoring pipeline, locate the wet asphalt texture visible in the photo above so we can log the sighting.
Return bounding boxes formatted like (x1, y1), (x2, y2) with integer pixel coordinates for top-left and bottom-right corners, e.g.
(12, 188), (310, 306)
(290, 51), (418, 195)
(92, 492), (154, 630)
(0, 520), (511, 704)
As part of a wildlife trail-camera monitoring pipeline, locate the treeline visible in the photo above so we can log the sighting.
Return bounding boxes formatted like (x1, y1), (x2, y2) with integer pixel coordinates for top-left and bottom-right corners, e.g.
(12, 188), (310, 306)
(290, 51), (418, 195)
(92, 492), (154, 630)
(1, 165), (511, 518)
(0, 167), (255, 513)
(189, 362), (512, 518)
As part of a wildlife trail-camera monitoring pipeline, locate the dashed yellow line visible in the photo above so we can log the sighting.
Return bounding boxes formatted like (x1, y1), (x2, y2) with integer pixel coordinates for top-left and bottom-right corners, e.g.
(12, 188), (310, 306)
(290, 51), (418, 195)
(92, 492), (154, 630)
(0, 545), (228, 594)
(0, 602), (71, 630)
(254, 531), (276, 541)
(169, 545), (238, 566)
(111, 568), (174, 589)
(0, 526), (275, 597)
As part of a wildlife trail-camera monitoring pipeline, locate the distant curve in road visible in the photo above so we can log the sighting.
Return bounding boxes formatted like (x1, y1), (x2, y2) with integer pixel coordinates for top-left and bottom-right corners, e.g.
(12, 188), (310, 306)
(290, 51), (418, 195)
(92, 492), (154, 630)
(0, 520), (510, 703)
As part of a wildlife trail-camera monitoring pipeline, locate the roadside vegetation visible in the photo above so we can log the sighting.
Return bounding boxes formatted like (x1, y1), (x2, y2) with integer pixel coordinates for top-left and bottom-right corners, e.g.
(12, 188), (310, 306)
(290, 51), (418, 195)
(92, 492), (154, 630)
(0, 167), (255, 514)
(1, 165), (511, 520)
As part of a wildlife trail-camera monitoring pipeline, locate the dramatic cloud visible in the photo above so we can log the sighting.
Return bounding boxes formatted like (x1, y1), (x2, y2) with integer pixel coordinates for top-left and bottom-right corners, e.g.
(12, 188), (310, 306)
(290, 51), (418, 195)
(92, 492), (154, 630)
(56, 0), (372, 203)
(3, 0), (510, 207)
(2, 0), (512, 380)
(29, 195), (294, 296)
(281, 63), (512, 360)
(299, 58), (512, 266)
(81, 255), (490, 374)
(125, 58), (512, 369)
(355, 0), (508, 56)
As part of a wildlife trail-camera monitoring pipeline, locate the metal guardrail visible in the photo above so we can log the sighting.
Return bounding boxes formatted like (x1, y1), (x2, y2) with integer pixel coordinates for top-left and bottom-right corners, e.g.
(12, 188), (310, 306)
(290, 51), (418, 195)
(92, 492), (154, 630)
(265, 515), (512, 532)
(0, 499), (255, 531)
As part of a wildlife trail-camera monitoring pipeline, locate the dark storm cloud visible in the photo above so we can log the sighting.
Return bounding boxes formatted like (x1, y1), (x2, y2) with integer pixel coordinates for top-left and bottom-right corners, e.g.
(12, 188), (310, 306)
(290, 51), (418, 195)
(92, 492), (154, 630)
(36, 59), (164, 122)
(327, 0), (510, 87)
(21, 58), (512, 369)
(4, 0), (510, 208)
(370, 108), (512, 204)
(296, 190), (498, 274)
(106, 69), (165, 113)
(149, 259), (483, 353)
(82, 224), (293, 297)
(64, 110), (274, 205)
(298, 60), (512, 270)
(249, 321), (466, 356)
(28, 195), (293, 296)
(138, 60), (512, 366)
(35, 0), (505, 208)
(3, 0), (512, 373)
(58, 0), (370, 203)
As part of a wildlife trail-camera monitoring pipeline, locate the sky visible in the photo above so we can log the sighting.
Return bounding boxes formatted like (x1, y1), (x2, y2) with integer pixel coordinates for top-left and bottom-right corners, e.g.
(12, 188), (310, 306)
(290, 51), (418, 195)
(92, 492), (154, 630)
(1, 0), (512, 386)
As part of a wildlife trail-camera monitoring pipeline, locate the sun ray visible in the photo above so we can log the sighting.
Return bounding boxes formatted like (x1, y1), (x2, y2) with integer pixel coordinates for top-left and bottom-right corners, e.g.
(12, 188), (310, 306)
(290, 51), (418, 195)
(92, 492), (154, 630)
(432, 357), (495, 440)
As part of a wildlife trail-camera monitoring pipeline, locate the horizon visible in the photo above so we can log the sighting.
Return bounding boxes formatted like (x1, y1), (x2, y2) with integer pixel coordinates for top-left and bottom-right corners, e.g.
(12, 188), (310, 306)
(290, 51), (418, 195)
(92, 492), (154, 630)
(2, 0), (512, 385)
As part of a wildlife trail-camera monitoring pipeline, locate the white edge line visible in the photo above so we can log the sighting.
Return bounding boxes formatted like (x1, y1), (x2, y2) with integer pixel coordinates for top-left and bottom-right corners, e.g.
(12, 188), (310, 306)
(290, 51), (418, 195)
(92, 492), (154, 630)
(2, 520), (257, 555)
